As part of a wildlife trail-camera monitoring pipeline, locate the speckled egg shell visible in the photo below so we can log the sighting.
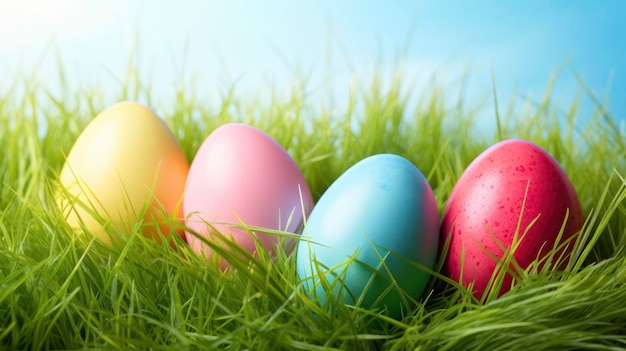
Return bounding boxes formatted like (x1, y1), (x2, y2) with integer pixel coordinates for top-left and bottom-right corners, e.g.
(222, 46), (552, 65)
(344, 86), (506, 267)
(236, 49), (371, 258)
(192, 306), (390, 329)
(441, 139), (583, 299)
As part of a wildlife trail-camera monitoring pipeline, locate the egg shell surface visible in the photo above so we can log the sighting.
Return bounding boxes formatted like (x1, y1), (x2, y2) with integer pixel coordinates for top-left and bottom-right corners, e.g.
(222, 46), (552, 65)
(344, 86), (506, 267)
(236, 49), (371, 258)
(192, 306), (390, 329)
(296, 154), (439, 318)
(184, 123), (314, 261)
(58, 101), (190, 246)
(441, 139), (583, 299)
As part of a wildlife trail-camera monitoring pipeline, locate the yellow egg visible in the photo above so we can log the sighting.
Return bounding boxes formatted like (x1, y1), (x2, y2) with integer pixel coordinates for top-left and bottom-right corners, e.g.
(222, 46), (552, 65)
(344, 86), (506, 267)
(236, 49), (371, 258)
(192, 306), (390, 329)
(57, 101), (189, 246)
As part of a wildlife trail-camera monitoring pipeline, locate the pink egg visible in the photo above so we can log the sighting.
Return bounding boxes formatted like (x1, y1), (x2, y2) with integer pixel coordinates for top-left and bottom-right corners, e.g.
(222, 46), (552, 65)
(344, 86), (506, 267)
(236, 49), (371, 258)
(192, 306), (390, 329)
(441, 139), (583, 299)
(183, 123), (314, 263)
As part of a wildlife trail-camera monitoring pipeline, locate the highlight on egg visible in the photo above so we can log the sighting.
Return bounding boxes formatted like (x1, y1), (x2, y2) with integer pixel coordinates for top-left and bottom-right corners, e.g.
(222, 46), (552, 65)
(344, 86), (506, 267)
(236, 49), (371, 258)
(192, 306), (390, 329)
(441, 139), (584, 299)
(57, 101), (190, 246)
(183, 123), (314, 264)
(296, 154), (439, 319)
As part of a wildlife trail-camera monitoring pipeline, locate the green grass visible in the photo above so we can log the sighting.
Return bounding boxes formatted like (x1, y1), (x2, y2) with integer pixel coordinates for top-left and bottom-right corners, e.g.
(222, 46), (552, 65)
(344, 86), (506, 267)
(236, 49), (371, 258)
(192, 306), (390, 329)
(1, 61), (626, 350)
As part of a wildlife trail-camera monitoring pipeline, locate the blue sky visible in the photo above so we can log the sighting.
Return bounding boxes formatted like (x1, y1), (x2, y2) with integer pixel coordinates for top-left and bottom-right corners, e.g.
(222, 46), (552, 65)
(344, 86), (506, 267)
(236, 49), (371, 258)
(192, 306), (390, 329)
(0, 0), (624, 127)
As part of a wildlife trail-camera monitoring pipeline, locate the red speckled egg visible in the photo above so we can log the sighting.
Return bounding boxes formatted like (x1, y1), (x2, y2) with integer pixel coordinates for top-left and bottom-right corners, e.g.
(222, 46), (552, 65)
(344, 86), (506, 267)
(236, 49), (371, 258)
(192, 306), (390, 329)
(441, 139), (583, 299)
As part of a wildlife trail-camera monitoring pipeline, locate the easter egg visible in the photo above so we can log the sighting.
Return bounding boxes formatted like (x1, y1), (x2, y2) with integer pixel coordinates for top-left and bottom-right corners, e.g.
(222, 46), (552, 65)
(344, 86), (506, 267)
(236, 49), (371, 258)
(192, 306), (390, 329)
(441, 139), (583, 299)
(183, 123), (314, 262)
(296, 154), (439, 318)
(58, 101), (190, 246)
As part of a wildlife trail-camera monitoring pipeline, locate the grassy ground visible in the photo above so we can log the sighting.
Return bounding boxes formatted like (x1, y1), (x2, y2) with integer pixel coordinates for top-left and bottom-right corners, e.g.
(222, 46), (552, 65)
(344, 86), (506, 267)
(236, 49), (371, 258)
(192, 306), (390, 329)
(1, 65), (625, 350)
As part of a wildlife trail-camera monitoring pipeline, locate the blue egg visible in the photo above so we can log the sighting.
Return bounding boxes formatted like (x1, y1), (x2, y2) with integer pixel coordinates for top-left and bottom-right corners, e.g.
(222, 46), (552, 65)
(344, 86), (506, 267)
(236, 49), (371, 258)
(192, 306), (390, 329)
(296, 154), (439, 318)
